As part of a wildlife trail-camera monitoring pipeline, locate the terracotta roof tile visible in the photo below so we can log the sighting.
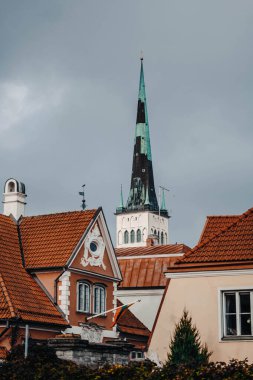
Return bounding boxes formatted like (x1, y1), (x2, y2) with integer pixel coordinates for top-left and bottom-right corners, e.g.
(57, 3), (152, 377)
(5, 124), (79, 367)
(178, 207), (253, 265)
(119, 257), (179, 288)
(0, 215), (67, 326)
(20, 210), (98, 268)
(116, 243), (190, 257)
(198, 215), (240, 244)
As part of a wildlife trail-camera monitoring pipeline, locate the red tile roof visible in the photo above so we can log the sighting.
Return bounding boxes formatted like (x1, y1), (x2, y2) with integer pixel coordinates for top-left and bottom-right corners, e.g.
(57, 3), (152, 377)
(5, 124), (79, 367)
(20, 210), (98, 268)
(117, 300), (150, 337)
(198, 215), (240, 244)
(116, 244), (190, 257)
(116, 244), (190, 288)
(0, 215), (67, 326)
(118, 256), (180, 288)
(178, 207), (253, 265)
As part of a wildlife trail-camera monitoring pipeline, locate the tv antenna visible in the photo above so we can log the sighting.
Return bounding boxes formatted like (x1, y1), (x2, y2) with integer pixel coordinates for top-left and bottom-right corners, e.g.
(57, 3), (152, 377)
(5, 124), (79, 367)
(79, 184), (86, 211)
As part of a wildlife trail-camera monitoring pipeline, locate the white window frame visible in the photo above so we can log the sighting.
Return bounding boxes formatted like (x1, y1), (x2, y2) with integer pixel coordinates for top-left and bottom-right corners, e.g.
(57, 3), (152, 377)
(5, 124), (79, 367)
(93, 284), (106, 315)
(77, 281), (90, 313)
(220, 288), (253, 340)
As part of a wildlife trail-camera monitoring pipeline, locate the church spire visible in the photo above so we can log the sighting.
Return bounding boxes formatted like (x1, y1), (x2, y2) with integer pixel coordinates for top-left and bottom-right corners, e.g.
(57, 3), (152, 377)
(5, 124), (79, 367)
(125, 58), (159, 212)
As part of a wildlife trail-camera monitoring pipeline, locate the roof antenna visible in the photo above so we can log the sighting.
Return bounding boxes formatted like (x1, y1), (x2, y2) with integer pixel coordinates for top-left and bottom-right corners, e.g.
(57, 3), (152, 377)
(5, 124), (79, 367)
(79, 184), (86, 211)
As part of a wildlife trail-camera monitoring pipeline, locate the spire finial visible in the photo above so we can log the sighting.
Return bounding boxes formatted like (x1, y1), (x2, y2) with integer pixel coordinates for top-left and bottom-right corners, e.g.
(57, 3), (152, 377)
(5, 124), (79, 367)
(140, 51), (144, 61)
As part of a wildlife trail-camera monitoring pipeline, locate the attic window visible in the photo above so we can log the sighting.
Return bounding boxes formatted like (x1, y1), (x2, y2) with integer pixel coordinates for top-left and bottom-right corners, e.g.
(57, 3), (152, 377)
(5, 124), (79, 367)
(90, 241), (98, 253)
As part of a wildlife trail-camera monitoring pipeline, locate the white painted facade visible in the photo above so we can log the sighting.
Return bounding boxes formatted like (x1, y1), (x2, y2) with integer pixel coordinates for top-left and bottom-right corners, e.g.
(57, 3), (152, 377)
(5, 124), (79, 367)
(116, 211), (169, 248)
(117, 288), (164, 330)
(3, 178), (26, 220)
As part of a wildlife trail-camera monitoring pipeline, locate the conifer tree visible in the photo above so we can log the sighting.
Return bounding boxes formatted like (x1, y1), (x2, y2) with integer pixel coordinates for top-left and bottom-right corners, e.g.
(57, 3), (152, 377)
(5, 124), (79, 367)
(167, 310), (211, 368)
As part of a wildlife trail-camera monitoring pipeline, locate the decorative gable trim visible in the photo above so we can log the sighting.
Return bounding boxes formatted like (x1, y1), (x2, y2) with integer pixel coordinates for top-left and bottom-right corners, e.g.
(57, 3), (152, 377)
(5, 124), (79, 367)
(67, 209), (122, 281)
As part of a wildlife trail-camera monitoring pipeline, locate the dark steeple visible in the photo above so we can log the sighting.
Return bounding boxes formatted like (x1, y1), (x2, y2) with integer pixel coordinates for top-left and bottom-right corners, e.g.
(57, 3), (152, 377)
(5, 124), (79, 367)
(125, 59), (160, 213)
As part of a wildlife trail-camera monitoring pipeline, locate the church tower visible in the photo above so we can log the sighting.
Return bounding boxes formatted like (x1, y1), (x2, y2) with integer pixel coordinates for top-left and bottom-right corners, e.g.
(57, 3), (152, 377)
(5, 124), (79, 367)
(116, 59), (169, 248)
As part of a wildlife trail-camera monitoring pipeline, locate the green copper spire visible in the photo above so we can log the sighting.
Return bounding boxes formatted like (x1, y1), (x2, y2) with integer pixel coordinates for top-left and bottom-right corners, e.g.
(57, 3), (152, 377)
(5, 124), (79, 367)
(135, 58), (152, 161)
(116, 185), (125, 213)
(160, 188), (167, 211)
(124, 58), (159, 212)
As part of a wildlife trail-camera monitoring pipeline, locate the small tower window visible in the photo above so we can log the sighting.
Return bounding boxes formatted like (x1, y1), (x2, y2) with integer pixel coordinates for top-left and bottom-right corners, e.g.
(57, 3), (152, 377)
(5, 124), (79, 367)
(154, 229), (157, 236)
(161, 232), (164, 245)
(130, 230), (135, 243)
(124, 231), (129, 244)
(137, 229), (141, 243)
(8, 181), (15, 193)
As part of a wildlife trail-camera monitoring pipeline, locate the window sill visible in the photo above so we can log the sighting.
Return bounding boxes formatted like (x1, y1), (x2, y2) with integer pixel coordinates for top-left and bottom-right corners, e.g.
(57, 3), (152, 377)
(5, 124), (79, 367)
(76, 311), (107, 318)
(221, 336), (253, 342)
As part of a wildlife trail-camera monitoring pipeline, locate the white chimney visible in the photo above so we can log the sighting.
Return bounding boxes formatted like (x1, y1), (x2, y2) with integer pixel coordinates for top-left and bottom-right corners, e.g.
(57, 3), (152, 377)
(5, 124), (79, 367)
(3, 178), (27, 220)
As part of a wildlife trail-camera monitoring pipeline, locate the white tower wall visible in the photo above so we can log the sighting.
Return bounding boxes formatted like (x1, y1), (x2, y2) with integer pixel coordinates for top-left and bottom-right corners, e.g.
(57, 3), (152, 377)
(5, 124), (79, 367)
(116, 211), (169, 248)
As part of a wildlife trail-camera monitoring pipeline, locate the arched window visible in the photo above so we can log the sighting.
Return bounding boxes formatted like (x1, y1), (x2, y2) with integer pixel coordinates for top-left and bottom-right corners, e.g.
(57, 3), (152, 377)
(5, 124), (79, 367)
(8, 181), (16, 193)
(130, 230), (135, 243)
(158, 231), (160, 243)
(118, 230), (123, 245)
(164, 233), (167, 244)
(94, 285), (106, 314)
(77, 282), (90, 313)
(124, 230), (129, 244)
(161, 232), (164, 245)
(154, 229), (157, 236)
(137, 229), (141, 242)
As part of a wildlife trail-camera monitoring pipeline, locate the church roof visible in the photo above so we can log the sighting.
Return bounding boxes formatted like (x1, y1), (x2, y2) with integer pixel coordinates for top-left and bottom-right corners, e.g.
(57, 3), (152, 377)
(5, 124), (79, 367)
(118, 59), (166, 215)
(117, 244), (190, 288)
(0, 214), (67, 326)
(20, 209), (98, 269)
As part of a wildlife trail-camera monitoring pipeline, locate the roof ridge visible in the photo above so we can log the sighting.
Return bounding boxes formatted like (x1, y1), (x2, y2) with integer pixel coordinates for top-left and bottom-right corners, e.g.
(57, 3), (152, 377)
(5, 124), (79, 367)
(206, 214), (240, 218)
(0, 273), (17, 318)
(21, 209), (98, 220)
(180, 207), (253, 262)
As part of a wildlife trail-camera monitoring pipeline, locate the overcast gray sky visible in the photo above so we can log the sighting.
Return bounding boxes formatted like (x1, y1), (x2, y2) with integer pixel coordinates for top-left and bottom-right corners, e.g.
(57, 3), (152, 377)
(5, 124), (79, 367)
(1, 0), (253, 247)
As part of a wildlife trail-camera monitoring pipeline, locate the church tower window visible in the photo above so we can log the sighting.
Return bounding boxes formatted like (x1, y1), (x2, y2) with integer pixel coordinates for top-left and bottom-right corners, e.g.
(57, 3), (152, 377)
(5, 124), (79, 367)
(130, 230), (135, 243)
(137, 229), (141, 242)
(124, 231), (129, 244)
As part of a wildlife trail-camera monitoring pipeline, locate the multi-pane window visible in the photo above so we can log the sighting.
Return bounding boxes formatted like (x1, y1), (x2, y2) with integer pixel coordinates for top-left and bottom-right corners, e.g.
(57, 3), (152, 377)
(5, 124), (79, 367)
(222, 291), (253, 337)
(77, 282), (90, 313)
(94, 285), (106, 314)
(137, 229), (141, 242)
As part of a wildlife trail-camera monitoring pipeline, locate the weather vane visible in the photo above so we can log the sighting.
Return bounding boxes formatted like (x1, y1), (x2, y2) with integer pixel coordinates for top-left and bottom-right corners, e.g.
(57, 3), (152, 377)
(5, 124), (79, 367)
(79, 184), (86, 211)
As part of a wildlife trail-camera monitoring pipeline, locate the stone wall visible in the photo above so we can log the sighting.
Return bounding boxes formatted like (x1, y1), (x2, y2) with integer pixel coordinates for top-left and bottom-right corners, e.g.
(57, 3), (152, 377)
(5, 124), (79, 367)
(48, 336), (133, 368)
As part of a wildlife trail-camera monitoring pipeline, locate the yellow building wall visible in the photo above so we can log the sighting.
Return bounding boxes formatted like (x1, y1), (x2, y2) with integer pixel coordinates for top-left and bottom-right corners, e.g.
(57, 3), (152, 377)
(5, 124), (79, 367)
(148, 274), (253, 363)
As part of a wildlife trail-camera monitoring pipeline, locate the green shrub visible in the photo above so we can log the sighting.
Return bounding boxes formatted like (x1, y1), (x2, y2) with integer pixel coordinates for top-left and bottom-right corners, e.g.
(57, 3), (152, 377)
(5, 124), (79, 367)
(166, 309), (211, 368)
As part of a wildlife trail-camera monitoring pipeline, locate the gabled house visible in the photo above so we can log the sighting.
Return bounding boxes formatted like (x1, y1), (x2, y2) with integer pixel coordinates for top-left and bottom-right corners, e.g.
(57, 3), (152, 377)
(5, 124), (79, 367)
(0, 178), (122, 353)
(148, 207), (253, 363)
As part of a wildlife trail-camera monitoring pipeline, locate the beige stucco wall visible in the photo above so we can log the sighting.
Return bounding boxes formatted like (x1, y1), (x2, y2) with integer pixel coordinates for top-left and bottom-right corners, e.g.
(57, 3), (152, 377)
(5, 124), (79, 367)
(148, 274), (253, 363)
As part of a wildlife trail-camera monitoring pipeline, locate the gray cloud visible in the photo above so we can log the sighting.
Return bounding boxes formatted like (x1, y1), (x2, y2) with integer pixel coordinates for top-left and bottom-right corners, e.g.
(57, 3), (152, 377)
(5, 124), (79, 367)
(1, 0), (253, 247)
